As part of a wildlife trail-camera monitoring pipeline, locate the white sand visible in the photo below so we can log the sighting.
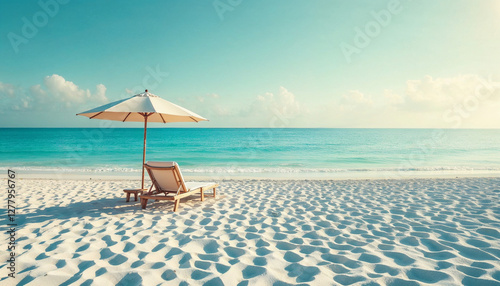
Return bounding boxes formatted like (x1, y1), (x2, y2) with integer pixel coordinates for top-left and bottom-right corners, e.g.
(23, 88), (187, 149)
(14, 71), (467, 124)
(1, 177), (500, 285)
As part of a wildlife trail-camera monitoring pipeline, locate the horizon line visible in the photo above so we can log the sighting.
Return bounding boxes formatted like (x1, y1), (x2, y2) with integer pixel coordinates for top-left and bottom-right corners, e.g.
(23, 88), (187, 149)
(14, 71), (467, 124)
(1, 127), (500, 130)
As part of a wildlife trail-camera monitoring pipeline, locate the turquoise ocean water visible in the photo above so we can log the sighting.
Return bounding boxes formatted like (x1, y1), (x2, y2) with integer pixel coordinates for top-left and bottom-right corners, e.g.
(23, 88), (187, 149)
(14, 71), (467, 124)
(1, 128), (499, 178)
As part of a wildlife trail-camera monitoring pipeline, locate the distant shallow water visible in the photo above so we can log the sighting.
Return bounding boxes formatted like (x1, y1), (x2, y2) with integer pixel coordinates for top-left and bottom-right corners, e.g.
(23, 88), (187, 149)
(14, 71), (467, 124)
(1, 128), (499, 179)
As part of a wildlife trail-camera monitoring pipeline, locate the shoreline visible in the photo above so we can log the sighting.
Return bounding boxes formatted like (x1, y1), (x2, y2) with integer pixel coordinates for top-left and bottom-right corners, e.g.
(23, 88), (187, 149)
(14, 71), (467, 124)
(7, 168), (500, 181)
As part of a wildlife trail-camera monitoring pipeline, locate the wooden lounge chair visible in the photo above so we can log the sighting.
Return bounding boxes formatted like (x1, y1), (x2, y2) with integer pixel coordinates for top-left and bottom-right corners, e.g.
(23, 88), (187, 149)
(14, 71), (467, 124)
(140, 161), (218, 212)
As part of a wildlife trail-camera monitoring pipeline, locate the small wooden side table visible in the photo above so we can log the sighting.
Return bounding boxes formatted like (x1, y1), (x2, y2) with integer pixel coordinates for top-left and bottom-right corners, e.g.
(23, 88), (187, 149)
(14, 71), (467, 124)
(123, 189), (147, 202)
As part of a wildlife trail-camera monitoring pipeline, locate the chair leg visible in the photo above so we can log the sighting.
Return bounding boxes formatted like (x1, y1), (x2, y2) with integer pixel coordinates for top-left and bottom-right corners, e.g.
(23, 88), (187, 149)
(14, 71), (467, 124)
(141, 198), (148, 209)
(126, 192), (131, 202)
(173, 199), (180, 212)
(201, 189), (204, 201)
(213, 187), (216, 198)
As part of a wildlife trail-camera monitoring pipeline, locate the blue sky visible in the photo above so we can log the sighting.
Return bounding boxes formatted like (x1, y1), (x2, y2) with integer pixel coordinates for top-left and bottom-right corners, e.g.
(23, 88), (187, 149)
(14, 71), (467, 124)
(1, 0), (500, 128)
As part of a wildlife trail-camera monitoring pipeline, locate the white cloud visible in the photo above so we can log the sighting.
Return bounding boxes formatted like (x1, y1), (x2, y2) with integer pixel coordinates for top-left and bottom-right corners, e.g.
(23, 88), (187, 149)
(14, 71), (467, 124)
(94, 84), (107, 103)
(181, 87), (307, 127)
(384, 89), (404, 105)
(318, 74), (500, 128)
(190, 93), (230, 117)
(2, 74), (499, 128)
(0, 75), (108, 111)
(400, 74), (500, 110)
(0, 82), (16, 97)
(43, 74), (108, 107)
(341, 90), (373, 106)
(243, 87), (306, 120)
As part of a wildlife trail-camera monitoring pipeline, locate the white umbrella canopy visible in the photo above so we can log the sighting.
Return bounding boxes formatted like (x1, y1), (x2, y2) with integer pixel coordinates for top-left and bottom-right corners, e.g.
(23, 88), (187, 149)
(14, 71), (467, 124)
(78, 90), (207, 123)
(77, 90), (207, 189)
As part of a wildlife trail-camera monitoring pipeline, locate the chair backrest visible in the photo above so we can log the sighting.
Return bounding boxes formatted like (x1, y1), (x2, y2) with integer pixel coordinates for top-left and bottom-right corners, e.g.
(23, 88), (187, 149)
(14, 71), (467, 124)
(145, 161), (187, 193)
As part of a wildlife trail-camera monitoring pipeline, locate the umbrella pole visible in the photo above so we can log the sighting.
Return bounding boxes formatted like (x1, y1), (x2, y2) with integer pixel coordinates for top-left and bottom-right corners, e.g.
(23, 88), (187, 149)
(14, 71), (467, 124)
(142, 114), (148, 189)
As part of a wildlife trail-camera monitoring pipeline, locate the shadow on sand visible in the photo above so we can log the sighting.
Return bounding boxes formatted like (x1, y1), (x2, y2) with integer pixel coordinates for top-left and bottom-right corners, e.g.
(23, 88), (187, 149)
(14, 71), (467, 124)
(17, 197), (148, 227)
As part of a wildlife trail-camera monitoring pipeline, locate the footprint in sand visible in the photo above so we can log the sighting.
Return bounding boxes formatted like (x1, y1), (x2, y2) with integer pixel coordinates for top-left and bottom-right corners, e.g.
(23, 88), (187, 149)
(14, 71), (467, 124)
(191, 270), (211, 280)
(199, 218), (212, 225)
(358, 253), (381, 263)
(242, 265), (267, 279)
(203, 277), (225, 285)
(203, 240), (220, 254)
(442, 241), (497, 260)
(477, 228), (500, 239)
(179, 253), (192, 268)
(45, 240), (63, 252)
(138, 235), (150, 244)
(283, 251), (303, 263)
(471, 262), (495, 269)
(333, 274), (367, 285)
(422, 250), (456, 260)
(16, 276), (36, 285)
(274, 233), (287, 240)
(108, 254), (128, 266)
(383, 252), (415, 266)
(117, 273), (142, 285)
(377, 243), (395, 251)
(276, 242), (297, 251)
(55, 260), (66, 269)
(435, 261), (453, 270)
(102, 235), (117, 247)
(77, 261), (95, 272)
(328, 242), (354, 251)
(285, 263), (320, 283)
(18, 266), (36, 275)
(321, 254), (361, 269)
(215, 263), (230, 274)
(328, 264), (350, 274)
(256, 247), (271, 256)
(131, 261), (144, 268)
(165, 247), (183, 259)
(253, 257), (267, 266)
(151, 262), (166, 269)
(35, 253), (49, 260)
(406, 268), (451, 284)
(100, 248), (114, 259)
(462, 276), (500, 286)
(400, 237), (419, 246)
(456, 265), (487, 278)
(290, 238), (304, 245)
(161, 269), (177, 281)
(420, 238), (451, 252)
(223, 246), (245, 258)
(466, 238), (491, 248)
(374, 264), (399, 276)
(148, 241), (166, 251)
(199, 254), (219, 262)
(75, 243), (90, 252)
(386, 277), (419, 286)
(123, 242), (135, 252)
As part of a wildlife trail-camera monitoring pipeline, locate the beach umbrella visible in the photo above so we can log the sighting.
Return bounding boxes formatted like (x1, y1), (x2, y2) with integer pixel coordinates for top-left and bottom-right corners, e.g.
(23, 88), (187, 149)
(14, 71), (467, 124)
(77, 89), (207, 189)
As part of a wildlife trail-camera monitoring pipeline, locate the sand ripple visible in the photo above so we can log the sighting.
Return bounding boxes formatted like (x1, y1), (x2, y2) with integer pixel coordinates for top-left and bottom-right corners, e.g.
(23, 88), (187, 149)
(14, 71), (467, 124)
(1, 177), (499, 285)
